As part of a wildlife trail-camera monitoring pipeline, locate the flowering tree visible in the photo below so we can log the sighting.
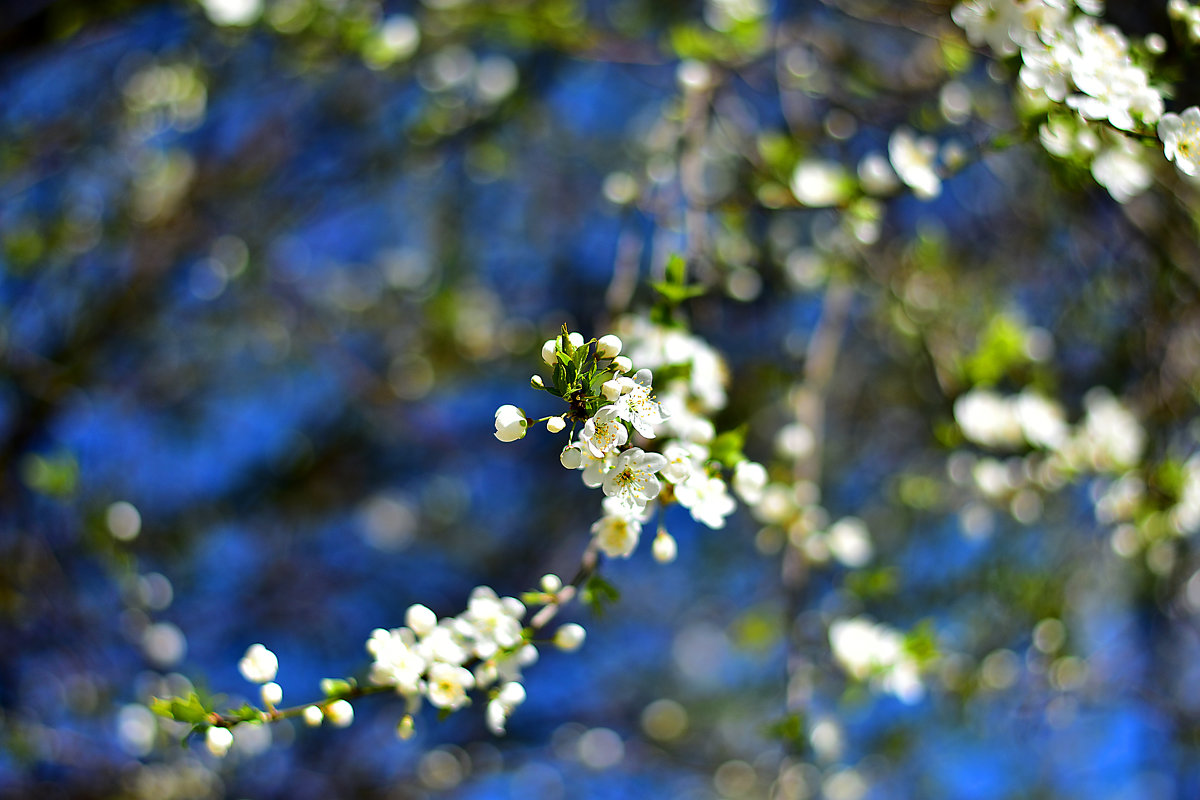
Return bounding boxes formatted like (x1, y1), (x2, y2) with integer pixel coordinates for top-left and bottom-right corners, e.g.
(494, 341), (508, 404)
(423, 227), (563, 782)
(4, 0), (1200, 797)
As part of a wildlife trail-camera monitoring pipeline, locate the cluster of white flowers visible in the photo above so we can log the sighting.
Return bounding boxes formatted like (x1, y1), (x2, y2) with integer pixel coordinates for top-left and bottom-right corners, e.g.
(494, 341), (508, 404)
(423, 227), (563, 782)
(955, 387), (1142, 470)
(828, 616), (924, 703)
(618, 319), (744, 533)
(364, 585), (575, 736)
(951, 0), (1192, 198)
(952, 386), (1147, 529)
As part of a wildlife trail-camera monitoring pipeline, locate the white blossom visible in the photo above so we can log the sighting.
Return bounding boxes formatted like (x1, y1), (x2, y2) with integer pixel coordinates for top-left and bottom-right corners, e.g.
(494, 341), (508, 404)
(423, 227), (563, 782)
(426, 662), (476, 710)
(652, 530), (678, 563)
(486, 681), (527, 735)
(889, 128), (941, 200)
(596, 334), (623, 358)
(367, 627), (427, 694)
(261, 681), (282, 707)
(590, 512), (643, 558)
(238, 644), (278, 684)
(732, 460), (768, 505)
(405, 604), (437, 637)
(790, 160), (850, 207)
(326, 699), (354, 727)
(612, 369), (667, 439)
(829, 616), (924, 703)
(554, 623), (586, 652)
(580, 406), (629, 458)
(675, 473), (736, 529)
(205, 726), (234, 757)
(602, 447), (668, 510)
(494, 404), (528, 442)
(463, 586), (526, 659)
(1159, 106), (1200, 176)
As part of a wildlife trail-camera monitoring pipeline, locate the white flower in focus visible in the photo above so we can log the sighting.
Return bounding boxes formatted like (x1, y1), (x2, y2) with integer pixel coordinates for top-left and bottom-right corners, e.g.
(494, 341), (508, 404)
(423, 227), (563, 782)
(675, 473), (736, 529)
(1159, 106), (1200, 176)
(205, 726), (234, 757)
(601, 379), (624, 402)
(580, 406), (629, 458)
(426, 662), (476, 710)
(560, 444), (583, 469)
(602, 447), (668, 511)
(596, 334), (623, 358)
(613, 369), (667, 439)
(732, 461), (768, 505)
(238, 644), (278, 684)
(546, 415), (566, 434)
(494, 404), (528, 442)
(541, 338), (558, 365)
(790, 160), (850, 207)
(889, 128), (941, 200)
(590, 512), (643, 558)
(554, 623), (586, 651)
(326, 699), (354, 727)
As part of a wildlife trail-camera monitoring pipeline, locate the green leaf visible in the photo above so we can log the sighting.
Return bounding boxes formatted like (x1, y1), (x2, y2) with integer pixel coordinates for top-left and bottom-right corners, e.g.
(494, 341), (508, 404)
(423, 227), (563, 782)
(709, 427), (747, 468)
(581, 574), (620, 617)
(650, 281), (707, 304)
(765, 713), (806, 745)
(149, 692), (213, 725)
(665, 253), (687, 286)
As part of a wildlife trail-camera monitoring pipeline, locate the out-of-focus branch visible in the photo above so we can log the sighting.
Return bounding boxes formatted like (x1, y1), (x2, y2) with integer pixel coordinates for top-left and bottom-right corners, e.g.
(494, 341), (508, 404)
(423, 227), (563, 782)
(781, 278), (854, 720)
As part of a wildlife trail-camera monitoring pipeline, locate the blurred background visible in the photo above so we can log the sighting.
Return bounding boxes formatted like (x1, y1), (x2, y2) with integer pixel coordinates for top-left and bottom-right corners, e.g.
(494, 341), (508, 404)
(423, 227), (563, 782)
(3, 0), (1200, 798)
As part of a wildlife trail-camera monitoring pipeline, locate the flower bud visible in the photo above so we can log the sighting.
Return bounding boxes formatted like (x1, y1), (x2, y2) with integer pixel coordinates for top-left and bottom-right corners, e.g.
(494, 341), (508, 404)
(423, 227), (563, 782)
(653, 530), (678, 563)
(540, 573), (563, 593)
(405, 603), (437, 637)
(397, 714), (415, 740)
(560, 445), (583, 469)
(596, 334), (623, 359)
(612, 356), (633, 373)
(494, 404), (528, 442)
(303, 705), (323, 727)
(541, 339), (558, 365)
(530, 374), (545, 389)
(326, 699), (354, 728)
(601, 379), (623, 402)
(261, 681), (283, 708)
(546, 415), (566, 433)
(238, 644), (278, 684)
(554, 623), (586, 652)
(567, 332), (585, 349)
(205, 726), (234, 757)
